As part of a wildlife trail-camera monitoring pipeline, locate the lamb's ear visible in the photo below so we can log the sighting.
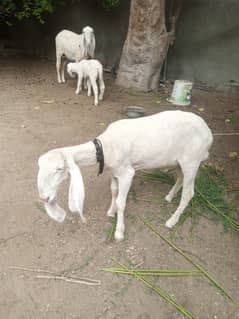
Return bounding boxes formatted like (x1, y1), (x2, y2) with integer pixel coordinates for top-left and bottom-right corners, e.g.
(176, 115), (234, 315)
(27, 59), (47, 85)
(67, 157), (86, 223)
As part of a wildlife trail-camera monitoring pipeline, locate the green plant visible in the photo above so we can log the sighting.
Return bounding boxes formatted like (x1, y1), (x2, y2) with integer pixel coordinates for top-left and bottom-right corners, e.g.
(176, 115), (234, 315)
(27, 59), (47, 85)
(143, 165), (239, 233)
(0, 0), (65, 24)
(102, 0), (120, 10)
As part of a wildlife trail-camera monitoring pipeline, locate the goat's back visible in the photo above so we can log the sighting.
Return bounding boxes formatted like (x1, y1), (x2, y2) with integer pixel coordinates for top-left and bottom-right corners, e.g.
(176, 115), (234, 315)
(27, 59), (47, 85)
(55, 30), (82, 60)
(100, 111), (213, 170)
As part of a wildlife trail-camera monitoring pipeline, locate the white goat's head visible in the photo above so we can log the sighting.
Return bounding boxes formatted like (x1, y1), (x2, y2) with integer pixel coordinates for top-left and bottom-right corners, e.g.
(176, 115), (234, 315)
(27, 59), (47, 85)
(37, 150), (85, 223)
(67, 62), (76, 78)
(82, 26), (95, 58)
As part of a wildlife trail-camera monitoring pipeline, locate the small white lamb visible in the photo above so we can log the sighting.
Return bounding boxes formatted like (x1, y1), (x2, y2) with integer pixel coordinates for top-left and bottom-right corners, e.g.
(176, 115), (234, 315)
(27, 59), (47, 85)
(67, 60), (105, 106)
(37, 110), (213, 241)
(55, 26), (95, 83)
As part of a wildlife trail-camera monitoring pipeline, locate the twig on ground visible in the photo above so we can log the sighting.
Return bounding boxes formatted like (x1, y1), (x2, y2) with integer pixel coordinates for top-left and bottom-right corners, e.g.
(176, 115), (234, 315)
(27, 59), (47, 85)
(10, 266), (101, 286)
(213, 133), (239, 136)
(0, 232), (29, 246)
(36, 274), (101, 286)
(10, 266), (55, 274)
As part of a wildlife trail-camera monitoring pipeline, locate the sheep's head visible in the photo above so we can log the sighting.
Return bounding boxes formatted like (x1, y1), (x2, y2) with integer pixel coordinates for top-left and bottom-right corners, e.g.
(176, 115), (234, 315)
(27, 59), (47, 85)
(67, 63), (76, 78)
(38, 150), (68, 203)
(37, 149), (85, 223)
(82, 26), (95, 58)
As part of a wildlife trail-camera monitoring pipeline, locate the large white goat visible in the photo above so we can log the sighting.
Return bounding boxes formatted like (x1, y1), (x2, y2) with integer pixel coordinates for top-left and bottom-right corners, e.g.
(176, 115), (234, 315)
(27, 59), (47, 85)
(67, 60), (105, 106)
(37, 111), (213, 241)
(55, 26), (95, 83)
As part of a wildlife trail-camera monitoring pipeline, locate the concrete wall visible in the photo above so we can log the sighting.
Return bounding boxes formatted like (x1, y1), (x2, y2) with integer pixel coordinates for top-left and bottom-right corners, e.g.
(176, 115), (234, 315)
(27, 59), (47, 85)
(2, 0), (130, 68)
(1, 0), (239, 88)
(167, 0), (239, 88)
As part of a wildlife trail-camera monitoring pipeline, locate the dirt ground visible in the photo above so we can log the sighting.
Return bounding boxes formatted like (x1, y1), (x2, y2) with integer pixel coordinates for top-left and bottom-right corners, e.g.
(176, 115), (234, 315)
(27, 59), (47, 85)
(0, 57), (238, 319)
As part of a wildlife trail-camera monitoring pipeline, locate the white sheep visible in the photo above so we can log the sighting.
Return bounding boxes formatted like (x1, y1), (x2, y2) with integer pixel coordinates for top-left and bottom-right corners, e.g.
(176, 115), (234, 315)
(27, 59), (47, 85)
(55, 26), (95, 83)
(37, 110), (213, 241)
(67, 60), (105, 106)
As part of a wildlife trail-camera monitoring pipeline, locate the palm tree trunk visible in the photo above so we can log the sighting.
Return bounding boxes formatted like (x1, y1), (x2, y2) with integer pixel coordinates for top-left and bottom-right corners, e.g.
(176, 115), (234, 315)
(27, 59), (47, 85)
(116, 0), (169, 91)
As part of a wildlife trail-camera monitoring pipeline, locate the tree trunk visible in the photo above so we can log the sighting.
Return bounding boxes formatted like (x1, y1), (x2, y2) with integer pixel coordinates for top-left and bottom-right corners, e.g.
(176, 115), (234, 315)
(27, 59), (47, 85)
(116, 0), (169, 91)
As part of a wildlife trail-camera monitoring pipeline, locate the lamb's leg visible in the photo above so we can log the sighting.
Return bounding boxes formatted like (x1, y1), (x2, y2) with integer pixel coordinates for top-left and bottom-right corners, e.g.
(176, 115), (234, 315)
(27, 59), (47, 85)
(165, 169), (183, 202)
(98, 74), (105, 101)
(90, 76), (99, 106)
(114, 168), (135, 241)
(165, 162), (199, 228)
(61, 59), (67, 83)
(83, 78), (88, 90)
(87, 78), (92, 97)
(56, 54), (62, 83)
(75, 75), (83, 95)
(107, 177), (118, 217)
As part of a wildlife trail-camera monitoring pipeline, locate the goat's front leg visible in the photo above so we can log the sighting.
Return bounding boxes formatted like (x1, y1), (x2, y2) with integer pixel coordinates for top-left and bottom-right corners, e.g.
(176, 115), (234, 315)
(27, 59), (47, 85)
(75, 75), (83, 95)
(61, 59), (67, 83)
(56, 54), (62, 83)
(114, 168), (135, 241)
(107, 177), (118, 217)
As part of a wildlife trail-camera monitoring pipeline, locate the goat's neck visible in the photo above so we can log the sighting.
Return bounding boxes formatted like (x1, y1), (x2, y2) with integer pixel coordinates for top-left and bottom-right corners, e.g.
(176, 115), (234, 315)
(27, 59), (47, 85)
(64, 142), (97, 167)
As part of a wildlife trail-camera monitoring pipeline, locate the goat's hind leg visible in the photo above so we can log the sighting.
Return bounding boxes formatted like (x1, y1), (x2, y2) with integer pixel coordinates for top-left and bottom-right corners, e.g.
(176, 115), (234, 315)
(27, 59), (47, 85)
(114, 168), (135, 241)
(165, 162), (199, 228)
(98, 74), (105, 101)
(165, 168), (183, 203)
(87, 78), (92, 96)
(89, 76), (99, 106)
(107, 177), (118, 217)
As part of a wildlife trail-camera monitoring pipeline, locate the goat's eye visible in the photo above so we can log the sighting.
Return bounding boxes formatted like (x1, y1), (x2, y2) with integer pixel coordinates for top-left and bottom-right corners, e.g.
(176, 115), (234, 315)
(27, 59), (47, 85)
(55, 167), (64, 173)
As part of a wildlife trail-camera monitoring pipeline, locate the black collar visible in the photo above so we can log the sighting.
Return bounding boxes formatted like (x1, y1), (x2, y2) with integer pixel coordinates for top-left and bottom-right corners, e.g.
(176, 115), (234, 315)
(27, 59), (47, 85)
(92, 138), (104, 175)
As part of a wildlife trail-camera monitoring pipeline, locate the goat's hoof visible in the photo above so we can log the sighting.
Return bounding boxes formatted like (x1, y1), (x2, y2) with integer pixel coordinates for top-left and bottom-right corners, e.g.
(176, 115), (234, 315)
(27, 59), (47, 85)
(107, 210), (116, 217)
(114, 231), (124, 242)
(165, 194), (172, 203)
(81, 216), (87, 224)
(165, 218), (176, 228)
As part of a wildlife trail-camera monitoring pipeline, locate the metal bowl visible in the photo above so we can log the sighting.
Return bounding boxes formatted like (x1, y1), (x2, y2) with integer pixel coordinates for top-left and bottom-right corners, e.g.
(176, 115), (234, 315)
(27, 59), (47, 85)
(125, 106), (145, 118)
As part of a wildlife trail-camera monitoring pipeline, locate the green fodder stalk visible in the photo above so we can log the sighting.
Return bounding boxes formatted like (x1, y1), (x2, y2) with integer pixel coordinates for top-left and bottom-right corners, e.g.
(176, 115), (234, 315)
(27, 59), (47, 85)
(140, 217), (239, 308)
(143, 166), (239, 233)
(142, 170), (175, 185)
(106, 217), (117, 241)
(193, 166), (239, 232)
(111, 258), (195, 319)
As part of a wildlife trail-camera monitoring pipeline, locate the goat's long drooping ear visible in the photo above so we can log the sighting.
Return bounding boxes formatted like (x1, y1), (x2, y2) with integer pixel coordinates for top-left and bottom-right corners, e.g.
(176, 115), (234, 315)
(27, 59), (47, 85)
(82, 29), (95, 58)
(44, 201), (66, 223)
(67, 156), (86, 222)
(82, 35), (88, 58)
(88, 33), (95, 58)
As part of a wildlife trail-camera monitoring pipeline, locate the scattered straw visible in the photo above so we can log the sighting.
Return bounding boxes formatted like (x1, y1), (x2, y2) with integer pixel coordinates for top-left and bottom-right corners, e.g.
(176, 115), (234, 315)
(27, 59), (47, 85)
(36, 275), (101, 286)
(10, 265), (101, 286)
(112, 258), (195, 319)
(140, 217), (239, 308)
